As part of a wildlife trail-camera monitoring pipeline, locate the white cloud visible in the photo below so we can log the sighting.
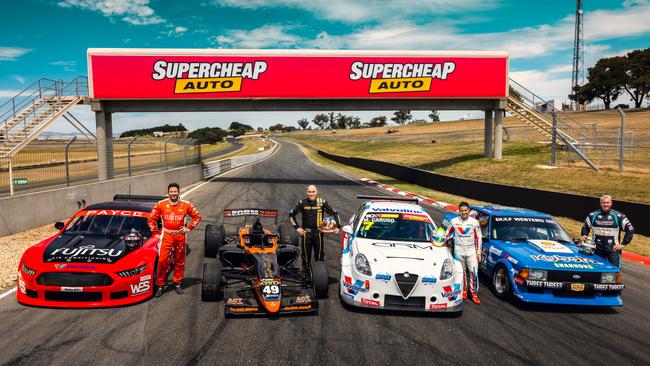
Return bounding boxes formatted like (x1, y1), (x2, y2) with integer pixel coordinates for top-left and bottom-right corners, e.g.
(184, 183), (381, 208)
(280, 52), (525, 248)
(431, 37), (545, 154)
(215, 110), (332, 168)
(175, 26), (188, 33)
(214, 25), (301, 48)
(0, 47), (31, 61)
(50, 60), (77, 72)
(57, 0), (165, 25)
(215, 0), (500, 23)
(0, 89), (22, 97)
(13, 76), (26, 85)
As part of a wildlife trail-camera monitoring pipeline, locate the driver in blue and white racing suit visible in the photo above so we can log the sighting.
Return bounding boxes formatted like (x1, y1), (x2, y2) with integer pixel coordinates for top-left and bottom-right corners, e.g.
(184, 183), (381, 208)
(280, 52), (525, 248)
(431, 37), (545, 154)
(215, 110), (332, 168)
(445, 201), (482, 304)
(581, 195), (634, 269)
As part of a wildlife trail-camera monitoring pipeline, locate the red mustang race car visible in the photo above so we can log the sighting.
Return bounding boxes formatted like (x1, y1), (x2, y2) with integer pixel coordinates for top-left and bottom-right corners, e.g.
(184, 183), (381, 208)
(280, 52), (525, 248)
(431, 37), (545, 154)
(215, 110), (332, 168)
(16, 195), (166, 308)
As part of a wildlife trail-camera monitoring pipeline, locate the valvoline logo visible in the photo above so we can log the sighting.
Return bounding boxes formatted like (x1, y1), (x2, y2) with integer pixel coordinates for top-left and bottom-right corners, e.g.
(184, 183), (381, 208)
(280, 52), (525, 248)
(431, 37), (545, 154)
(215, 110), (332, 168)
(344, 276), (369, 295)
(456, 226), (473, 235)
(441, 284), (461, 301)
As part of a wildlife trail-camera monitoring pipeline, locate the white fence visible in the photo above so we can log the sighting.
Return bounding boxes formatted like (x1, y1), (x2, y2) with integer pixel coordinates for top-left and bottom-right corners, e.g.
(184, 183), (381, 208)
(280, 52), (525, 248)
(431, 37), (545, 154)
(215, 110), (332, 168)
(203, 140), (278, 179)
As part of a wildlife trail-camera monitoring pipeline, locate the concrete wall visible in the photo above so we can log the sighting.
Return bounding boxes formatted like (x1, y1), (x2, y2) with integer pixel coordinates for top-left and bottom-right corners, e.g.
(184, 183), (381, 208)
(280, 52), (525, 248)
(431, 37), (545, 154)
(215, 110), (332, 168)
(0, 165), (202, 236)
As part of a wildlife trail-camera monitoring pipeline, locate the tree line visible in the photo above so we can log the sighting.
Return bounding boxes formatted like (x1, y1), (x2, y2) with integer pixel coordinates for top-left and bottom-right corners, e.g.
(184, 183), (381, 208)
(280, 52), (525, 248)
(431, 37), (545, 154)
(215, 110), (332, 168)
(570, 47), (650, 109)
(279, 110), (441, 131)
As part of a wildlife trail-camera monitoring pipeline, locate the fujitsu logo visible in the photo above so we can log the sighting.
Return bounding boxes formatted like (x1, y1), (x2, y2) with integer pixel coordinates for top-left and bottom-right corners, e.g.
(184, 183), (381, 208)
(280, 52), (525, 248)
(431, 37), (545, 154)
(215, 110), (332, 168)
(163, 213), (184, 221)
(51, 245), (123, 258)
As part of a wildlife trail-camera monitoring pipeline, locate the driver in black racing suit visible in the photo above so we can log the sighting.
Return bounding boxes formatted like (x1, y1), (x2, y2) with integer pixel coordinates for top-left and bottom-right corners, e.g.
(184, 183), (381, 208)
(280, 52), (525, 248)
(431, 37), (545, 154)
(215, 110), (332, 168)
(581, 195), (634, 268)
(289, 185), (341, 273)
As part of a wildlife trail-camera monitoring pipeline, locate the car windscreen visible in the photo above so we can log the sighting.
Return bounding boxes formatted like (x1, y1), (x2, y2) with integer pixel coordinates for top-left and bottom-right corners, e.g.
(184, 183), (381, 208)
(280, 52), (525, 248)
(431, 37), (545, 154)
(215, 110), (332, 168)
(64, 214), (151, 237)
(491, 216), (572, 242)
(357, 212), (436, 242)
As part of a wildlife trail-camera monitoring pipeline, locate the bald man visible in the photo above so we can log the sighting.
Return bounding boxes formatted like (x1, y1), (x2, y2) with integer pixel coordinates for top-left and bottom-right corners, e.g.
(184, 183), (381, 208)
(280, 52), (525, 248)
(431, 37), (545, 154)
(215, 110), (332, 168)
(289, 185), (341, 273)
(581, 195), (634, 268)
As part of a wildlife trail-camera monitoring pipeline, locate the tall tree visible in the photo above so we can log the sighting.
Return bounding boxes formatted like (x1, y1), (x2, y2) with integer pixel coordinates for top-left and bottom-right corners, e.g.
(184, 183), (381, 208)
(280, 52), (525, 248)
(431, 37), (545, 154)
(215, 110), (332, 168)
(348, 116), (362, 129)
(428, 110), (440, 122)
(328, 112), (336, 129)
(580, 57), (625, 109)
(312, 114), (329, 129)
(391, 109), (412, 125)
(624, 48), (650, 108)
(297, 118), (310, 130)
(369, 116), (387, 127)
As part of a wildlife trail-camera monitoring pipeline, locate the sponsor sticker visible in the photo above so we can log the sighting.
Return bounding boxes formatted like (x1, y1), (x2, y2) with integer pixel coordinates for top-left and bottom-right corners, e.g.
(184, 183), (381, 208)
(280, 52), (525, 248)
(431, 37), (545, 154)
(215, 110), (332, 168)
(284, 305), (312, 311)
(361, 298), (381, 307)
(429, 303), (448, 310)
(553, 263), (594, 269)
(295, 295), (311, 304)
(344, 279), (369, 295)
(55, 264), (97, 270)
(224, 209), (277, 217)
(441, 284), (461, 301)
(528, 240), (573, 254)
(402, 213), (431, 222)
(61, 287), (83, 292)
(350, 61), (456, 94)
(342, 292), (355, 301)
(227, 297), (244, 305)
(593, 284), (624, 291)
(530, 255), (602, 265)
(130, 275), (151, 296)
(489, 246), (503, 256)
(421, 276), (438, 285)
(229, 307), (259, 313)
(375, 273), (392, 282)
(570, 283), (585, 292)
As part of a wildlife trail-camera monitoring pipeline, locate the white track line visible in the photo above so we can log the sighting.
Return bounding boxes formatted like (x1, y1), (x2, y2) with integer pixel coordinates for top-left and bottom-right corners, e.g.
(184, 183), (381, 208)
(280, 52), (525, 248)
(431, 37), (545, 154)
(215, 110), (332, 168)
(0, 142), (281, 301)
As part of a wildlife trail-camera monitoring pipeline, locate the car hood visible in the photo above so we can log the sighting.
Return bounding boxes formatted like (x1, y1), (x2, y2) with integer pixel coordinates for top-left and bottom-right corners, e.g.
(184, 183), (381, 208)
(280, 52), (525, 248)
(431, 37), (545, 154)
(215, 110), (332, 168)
(42, 234), (130, 264)
(496, 239), (617, 271)
(354, 237), (452, 274)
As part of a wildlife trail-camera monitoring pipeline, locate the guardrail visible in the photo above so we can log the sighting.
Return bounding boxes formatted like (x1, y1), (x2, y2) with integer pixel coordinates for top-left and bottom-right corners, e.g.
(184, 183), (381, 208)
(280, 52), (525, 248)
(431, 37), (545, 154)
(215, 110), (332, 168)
(317, 149), (650, 236)
(203, 140), (277, 179)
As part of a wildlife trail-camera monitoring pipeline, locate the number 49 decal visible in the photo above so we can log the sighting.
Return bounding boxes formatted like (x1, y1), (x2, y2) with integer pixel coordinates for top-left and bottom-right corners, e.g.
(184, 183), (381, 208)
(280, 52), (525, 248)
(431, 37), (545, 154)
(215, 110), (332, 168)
(263, 285), (279, 295)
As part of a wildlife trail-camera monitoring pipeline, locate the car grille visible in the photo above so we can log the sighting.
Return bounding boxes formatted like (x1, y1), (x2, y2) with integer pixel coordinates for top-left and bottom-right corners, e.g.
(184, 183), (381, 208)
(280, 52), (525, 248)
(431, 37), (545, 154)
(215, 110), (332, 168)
(385, 295), (425, 309)
(394, 272), (418, 298)
(110, 291), (128, 300)
(45, 291), (102, 302)
(37, 272), (113, 287)
(547, 271), (601, 284)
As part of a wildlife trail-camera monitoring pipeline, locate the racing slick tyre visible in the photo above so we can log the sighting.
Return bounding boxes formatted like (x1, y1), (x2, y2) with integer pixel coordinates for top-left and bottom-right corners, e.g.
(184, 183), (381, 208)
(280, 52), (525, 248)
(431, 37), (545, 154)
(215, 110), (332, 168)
(278, 223), (299, 246)
(311, 260), (329, 299)
(201, 262), (223, 301)
(493, 265), (513, 301)
(204, 224), (225, 258)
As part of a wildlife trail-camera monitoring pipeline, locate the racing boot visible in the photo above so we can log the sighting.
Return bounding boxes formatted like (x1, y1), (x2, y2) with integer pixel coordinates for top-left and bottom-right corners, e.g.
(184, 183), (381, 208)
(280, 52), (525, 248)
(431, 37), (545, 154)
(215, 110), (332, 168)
(174, 284), (184, 295)
(155, 287), (164, 298)
(470, 293), (481, 305)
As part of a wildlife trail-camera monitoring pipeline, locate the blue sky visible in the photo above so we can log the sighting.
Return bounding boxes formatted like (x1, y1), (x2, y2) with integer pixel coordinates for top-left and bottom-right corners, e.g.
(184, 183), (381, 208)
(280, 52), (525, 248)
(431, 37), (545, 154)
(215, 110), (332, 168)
(1, 0), (650, 133)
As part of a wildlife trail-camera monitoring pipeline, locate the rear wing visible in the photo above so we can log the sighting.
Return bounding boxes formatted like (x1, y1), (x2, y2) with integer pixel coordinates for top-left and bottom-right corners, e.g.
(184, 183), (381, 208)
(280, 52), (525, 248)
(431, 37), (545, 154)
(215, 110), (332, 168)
(113, 194), (167, 203)
(356, 195), (419, 205)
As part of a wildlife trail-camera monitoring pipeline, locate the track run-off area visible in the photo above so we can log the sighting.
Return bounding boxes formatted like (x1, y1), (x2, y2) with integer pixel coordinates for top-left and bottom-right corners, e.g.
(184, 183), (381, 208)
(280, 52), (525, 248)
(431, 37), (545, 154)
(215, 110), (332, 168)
(1, 141), (649, 365)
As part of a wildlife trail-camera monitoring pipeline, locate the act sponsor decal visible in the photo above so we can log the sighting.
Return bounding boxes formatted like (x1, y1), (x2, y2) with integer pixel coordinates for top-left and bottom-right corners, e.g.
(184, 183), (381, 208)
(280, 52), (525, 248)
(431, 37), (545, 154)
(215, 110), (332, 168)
(375, 273), (392, 282)
(349, 61), (456, 94)
(421, 276), (438, 285)
(429, 303), (448, 310)
(527, 240), (573, 254)
(441, 284), (461, 301)
(295, 295), (311, 304)
(226, 297), (244, 305)
(130, 275), (151, 296)
(530, 255), (602, 265)
(152, 60), (268, 94)
(361, 298), (381, 307)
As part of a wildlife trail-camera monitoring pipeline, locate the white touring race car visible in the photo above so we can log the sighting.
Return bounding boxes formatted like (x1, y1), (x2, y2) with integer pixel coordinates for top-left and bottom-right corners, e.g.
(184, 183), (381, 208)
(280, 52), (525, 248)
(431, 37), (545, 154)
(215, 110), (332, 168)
(339, 196), (464, 312)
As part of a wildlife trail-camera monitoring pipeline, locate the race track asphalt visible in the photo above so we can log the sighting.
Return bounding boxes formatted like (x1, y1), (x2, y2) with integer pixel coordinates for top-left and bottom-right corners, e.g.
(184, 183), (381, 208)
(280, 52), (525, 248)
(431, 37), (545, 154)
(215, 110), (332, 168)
(1, 141), (649, 366)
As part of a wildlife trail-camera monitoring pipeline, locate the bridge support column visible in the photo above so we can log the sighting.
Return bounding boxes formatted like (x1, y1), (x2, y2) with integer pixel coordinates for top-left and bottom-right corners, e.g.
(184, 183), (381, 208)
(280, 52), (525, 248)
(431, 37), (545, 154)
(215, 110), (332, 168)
(95, 110), (114, 180)
(494, 109), (504, 160)
(484, 110), (493, 157)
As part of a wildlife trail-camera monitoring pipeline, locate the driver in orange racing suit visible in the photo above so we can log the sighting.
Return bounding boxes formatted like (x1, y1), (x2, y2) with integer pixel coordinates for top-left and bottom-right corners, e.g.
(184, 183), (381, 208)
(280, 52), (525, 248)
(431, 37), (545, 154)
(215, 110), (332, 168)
(148, 183), (201, 297)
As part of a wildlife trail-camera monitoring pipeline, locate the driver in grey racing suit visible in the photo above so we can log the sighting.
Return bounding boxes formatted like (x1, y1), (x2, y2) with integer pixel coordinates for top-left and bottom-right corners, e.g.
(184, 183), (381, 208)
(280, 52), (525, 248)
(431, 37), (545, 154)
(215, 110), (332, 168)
(445, 202), (482, 304)
(581, 195), (634, 268)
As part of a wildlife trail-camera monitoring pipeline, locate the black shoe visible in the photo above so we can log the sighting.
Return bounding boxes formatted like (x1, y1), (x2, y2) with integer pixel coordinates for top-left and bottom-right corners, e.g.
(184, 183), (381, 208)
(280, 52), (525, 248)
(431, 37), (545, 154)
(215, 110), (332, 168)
(174, 284), (184, 295)
(155, 287), (164, 298)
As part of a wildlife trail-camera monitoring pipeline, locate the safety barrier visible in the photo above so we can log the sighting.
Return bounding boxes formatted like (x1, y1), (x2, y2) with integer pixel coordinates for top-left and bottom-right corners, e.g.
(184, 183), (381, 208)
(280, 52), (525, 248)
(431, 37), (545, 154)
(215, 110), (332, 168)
(317, 149), (650, 236)
(203, 140), (277, 179)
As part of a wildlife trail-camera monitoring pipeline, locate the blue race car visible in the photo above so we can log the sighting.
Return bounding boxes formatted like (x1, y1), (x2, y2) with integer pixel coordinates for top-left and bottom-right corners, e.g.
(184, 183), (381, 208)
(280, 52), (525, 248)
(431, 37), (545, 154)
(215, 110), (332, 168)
(442, 206), (624, 306)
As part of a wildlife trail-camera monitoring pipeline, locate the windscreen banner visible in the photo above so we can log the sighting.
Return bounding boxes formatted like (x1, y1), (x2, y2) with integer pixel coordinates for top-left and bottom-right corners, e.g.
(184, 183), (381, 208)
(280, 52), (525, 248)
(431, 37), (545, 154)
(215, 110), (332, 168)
(88, 49), (508, 99)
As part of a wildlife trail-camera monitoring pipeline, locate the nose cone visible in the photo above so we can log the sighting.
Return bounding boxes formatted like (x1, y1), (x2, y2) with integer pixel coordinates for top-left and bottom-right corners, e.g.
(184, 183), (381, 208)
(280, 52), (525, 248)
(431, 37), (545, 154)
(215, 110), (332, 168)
(264, 300), (281, 313)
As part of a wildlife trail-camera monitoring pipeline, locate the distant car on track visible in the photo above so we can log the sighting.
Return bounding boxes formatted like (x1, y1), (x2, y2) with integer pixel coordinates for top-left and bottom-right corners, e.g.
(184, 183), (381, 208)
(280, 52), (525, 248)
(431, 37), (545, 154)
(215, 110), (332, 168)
(201, 208), (328, 316)
(443, 206), (625, 306)
(339, 196), (464, 312)
(16, 195), (165, 308)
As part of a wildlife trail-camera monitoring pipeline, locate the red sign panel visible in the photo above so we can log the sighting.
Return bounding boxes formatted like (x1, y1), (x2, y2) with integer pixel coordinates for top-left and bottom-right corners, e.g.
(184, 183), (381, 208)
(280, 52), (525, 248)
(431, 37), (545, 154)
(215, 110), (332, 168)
(88, 49), (508, 99)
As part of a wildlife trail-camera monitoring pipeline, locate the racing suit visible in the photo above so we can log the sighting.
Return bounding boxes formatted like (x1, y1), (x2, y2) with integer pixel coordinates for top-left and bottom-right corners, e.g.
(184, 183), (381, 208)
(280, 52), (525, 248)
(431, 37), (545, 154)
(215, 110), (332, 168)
(148, 199), (201, 286)
(445, 216), (482, 296)
(581, 209), (634, 268)
(289, 197), (341, 271)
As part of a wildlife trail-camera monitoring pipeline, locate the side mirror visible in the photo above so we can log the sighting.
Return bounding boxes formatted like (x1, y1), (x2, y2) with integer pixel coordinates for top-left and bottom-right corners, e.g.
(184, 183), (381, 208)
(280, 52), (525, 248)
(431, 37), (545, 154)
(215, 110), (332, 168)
(54, 222), (65, 230)
(342, 225), (353, 235)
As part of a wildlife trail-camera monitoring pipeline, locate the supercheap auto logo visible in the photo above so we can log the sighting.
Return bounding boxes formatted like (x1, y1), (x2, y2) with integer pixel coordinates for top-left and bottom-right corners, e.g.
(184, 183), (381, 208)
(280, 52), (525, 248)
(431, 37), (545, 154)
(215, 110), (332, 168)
(152, 60), (268, 94)
(349, 61), (456, 94)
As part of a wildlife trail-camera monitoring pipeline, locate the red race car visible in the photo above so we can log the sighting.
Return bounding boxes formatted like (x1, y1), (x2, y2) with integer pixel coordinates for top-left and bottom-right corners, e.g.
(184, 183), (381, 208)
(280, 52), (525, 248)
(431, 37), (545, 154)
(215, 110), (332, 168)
(16, 195), (166, 308)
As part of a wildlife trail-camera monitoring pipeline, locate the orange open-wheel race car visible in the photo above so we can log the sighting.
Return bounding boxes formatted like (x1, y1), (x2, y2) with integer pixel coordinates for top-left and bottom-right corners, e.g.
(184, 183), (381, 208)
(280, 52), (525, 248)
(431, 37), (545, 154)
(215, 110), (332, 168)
(201, 208), (329, 316)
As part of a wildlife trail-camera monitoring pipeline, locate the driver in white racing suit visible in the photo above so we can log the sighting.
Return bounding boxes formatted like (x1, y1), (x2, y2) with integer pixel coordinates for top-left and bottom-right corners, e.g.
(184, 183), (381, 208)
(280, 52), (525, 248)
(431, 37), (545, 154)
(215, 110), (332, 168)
(445, 202), (482, 304)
